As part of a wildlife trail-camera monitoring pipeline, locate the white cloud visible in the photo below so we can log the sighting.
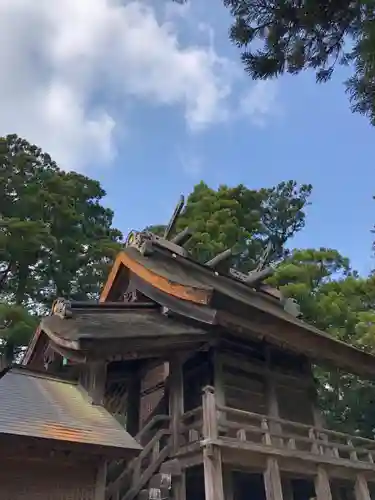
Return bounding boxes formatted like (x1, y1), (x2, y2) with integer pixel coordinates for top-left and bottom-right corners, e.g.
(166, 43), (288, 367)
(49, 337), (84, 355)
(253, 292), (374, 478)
(239, 80), (280, 127)
(0, 0), (237, 171)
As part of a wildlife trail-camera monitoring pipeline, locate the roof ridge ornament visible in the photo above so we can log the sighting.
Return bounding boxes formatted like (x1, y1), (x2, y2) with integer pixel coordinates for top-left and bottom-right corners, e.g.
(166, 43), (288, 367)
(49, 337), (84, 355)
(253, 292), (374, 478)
(123, 195), (301, 314)
(52, 298), (72, 319)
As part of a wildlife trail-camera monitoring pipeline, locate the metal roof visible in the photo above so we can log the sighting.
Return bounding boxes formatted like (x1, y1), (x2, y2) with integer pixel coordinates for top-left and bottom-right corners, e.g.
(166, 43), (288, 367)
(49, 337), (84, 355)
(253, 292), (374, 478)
(0, 367), (142, 456)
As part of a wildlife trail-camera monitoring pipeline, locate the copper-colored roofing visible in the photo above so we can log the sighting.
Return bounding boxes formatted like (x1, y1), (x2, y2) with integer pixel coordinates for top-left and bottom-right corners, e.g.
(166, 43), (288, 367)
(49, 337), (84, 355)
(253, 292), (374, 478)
(0, 367), (142, 457)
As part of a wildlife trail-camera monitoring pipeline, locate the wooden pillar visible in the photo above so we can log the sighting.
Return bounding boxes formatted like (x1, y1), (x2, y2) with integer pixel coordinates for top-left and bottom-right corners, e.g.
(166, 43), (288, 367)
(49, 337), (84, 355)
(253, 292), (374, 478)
(127, 366), (141, 437)
(89, 361), (107, 406)
(265, 347), (282, 445)
(169, 356), (184, 452)
(169, 356), (186, 500)
(202, 386), (225, 500)
(264, 457), (284, 500)
(354, 474), (371, 500)
(213, 349), (225, 425)
(314, 466), (332, 500)
(203, 446), (225, 500)
(95, 462), (107, 500)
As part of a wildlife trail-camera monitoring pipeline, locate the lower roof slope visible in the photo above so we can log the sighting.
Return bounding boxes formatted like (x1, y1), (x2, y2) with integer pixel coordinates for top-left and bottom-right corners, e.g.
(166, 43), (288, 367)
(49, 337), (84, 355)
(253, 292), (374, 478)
(0, 367), (142, 458)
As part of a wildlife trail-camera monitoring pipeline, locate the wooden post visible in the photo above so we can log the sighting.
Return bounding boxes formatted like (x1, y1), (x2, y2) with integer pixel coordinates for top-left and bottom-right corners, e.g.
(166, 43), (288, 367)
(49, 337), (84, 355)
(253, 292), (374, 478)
(169, 356), (184, 452)
(265, 347), (282, 446)
(89, 361), (107, 406)
(213, 350), (225, 406)
(127, 366), (141, 436)
(202, 386), (218, 441)
(354, 474), (371, 500)
(169, 356), (185, 500)
(264, 457), (284, 500)
(95, 461), (107, 500)
(314, 466), (332, 500)
(202, 386), (225, 500)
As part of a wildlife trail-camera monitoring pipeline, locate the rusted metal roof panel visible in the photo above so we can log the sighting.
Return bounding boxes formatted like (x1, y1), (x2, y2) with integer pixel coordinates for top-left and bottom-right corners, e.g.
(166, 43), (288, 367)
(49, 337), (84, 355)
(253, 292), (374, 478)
(0, 368), (142, 454)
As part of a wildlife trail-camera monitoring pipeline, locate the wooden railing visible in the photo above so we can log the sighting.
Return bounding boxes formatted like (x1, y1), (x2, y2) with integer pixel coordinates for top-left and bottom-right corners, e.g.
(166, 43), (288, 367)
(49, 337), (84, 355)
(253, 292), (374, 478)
(182, 386), (375, 467)
(106, 414), (171, 500)
(179, 406), (203, 444)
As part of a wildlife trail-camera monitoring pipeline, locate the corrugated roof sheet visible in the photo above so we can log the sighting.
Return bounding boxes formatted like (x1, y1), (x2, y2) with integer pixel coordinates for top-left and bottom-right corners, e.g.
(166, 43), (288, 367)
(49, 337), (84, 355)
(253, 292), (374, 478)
(0, 368), (142, 455)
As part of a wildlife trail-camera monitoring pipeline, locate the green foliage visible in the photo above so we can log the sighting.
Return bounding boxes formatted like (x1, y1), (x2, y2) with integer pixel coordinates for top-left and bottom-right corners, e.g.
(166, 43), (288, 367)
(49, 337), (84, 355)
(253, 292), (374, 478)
(223, 0), (375, 125)
(149, 180), (312, 272)
(270, 248), (375, 437)
(0, 303), (38, 363)
(0, 134), (123, 357)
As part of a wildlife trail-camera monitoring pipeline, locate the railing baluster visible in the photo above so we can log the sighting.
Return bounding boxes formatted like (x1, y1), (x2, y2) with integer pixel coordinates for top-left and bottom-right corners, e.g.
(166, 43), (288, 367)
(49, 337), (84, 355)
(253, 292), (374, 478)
(236, 429), (247, 441)
(348, 439), (358, 461)
(262, 418), (272, 445)
(287, 437), (296, 450)
(309, 428), (319, 454)
(206, 403), (375, 468)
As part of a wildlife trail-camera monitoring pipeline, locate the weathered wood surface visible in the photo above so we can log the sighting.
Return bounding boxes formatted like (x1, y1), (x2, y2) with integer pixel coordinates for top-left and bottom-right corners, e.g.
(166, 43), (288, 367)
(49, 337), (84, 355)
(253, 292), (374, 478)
(41, 307), (206, 344)
(315, 466), (332, 500)
(175, 386), (375, 476)
(264, 457), (284, 500)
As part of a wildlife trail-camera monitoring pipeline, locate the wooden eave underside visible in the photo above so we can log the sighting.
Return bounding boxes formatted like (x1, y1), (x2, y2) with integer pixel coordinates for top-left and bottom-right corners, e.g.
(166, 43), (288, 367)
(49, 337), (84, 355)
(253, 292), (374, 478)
(39, 305), (209, 362)
(97, 246), (375, 378)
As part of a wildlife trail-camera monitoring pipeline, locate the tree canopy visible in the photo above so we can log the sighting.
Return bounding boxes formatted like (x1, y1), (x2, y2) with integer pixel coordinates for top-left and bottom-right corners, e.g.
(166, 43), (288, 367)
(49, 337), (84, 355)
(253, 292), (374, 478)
(173, 0), (375, 125)
(270, 248), (375, 436)
(224, 0), (375, 125)
(147, 179), (312, 272)
(0, 134), (123, 358)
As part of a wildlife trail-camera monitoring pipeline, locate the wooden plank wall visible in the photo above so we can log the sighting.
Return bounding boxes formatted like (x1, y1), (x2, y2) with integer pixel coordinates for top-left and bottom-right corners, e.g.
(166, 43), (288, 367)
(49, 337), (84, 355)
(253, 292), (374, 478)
(217, 339), (315, 425)
(183, 351), (212, 412)
(140, 362), (168, 426)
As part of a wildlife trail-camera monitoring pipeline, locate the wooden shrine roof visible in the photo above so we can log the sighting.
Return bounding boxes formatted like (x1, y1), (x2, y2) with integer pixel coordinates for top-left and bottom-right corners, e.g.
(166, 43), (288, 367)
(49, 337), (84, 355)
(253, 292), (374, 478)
(37, 301), (208, 360)
(0, 366), (142, 458)
(22, 194), (375, 378)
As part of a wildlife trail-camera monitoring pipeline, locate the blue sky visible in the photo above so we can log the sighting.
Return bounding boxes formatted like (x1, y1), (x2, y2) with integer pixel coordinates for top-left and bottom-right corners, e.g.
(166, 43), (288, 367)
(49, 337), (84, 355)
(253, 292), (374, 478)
(2, 0), (374, 275)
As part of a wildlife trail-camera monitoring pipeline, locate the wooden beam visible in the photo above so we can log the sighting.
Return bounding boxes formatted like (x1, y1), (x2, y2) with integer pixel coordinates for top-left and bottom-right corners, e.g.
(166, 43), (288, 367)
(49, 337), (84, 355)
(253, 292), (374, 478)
(314, 466), (332, 500)
(264, 457), (284, 500)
